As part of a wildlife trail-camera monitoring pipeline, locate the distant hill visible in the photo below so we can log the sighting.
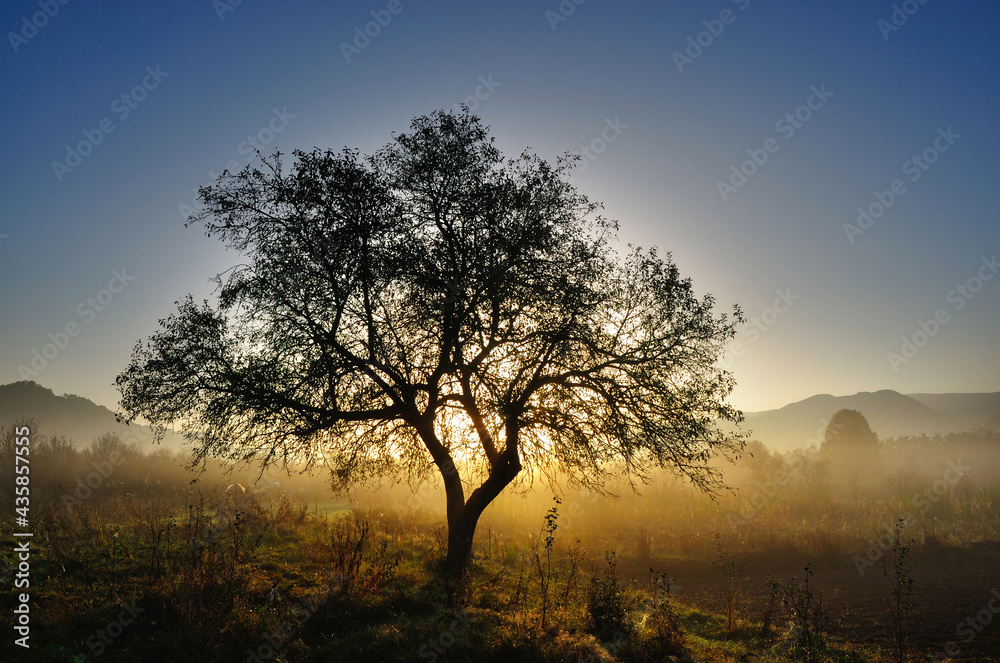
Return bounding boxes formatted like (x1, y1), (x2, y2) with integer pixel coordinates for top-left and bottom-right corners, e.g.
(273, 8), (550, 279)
(905, 392), (1000, 427)
(0, 381), (184, 451)
(743, 389), (970, 451)
(5, 381), (997, 455)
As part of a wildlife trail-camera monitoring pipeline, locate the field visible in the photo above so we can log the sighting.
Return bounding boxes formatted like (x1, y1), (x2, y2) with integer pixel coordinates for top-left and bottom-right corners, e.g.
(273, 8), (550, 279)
(3, 427), (1000, 662)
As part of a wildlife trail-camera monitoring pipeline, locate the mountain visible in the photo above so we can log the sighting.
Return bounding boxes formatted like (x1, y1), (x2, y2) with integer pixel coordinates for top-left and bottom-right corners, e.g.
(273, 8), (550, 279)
(905, 392), (1000, 427)
(0, 381), (184, 451)
(4, 381), (996, 454)
(743, 389), (969, 451)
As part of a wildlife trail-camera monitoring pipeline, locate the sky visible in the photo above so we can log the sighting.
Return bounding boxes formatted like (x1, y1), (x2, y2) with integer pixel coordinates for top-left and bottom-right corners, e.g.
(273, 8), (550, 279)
(1, 0), (998, 414)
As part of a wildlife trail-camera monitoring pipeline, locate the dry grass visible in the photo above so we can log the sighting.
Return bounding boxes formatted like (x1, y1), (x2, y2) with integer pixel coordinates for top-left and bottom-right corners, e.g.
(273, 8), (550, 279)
(2, 425), (1000, 661)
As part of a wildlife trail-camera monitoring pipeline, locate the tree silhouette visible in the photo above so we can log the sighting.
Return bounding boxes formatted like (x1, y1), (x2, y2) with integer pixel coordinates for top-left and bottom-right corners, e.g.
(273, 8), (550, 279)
(822, 409), (879, 452)
(821, 409), (882, 496)
(116, 110), (745, 573)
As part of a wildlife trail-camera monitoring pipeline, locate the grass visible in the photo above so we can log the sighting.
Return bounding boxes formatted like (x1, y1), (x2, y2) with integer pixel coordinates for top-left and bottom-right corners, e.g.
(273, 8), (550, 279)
(4, 487), (995, 662)
(3, 427), (1000, 661)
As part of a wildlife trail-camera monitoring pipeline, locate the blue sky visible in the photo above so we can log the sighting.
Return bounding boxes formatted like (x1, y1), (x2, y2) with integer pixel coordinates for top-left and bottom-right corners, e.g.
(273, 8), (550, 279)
(1, 0), (998, 412)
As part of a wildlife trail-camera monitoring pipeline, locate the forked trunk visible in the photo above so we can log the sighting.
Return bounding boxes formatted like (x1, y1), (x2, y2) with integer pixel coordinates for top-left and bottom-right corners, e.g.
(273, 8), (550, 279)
(442, 452), (521, 575)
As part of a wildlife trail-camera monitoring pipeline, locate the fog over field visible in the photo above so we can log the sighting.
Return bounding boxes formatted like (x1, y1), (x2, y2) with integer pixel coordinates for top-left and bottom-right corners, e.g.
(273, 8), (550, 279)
(4, 380), (1000, 659)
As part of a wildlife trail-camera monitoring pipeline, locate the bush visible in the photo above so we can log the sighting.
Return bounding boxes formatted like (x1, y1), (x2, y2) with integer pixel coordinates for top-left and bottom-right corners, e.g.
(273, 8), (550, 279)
(586, 551), (633, 639)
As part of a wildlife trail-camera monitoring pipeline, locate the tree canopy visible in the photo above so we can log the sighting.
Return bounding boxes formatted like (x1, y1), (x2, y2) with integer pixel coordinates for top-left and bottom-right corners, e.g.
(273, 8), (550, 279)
(821, 409), (880, 453)
(821, 408), (882, 495)
(116, 110), (745, 570)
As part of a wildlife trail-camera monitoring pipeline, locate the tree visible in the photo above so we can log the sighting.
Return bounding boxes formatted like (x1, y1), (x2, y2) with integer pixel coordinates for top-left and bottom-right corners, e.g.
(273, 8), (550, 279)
(820, 409), (882, 496)
(116, 110), (745, 573)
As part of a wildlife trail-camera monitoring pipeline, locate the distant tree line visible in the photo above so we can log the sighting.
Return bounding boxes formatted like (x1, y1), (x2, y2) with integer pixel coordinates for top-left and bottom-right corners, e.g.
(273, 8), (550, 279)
(0, 421), (329, 510)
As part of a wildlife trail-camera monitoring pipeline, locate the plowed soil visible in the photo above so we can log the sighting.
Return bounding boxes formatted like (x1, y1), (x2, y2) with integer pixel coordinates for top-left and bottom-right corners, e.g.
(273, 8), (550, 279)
(645, 539), (1000, 660)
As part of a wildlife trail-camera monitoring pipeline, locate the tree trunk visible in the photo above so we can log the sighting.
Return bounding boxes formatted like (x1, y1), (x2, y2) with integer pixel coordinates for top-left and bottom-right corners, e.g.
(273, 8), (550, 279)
(445, 509), (478, 572)
(442, 450), (521, 575)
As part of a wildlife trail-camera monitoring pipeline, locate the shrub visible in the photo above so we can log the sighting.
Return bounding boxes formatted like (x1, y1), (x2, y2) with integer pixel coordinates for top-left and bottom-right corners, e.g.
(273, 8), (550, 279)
(586, 551), (633, 639)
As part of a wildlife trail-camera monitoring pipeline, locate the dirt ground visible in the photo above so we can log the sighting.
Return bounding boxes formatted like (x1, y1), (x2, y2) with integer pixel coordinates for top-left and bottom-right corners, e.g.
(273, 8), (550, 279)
(643, 539), (1000, 660)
